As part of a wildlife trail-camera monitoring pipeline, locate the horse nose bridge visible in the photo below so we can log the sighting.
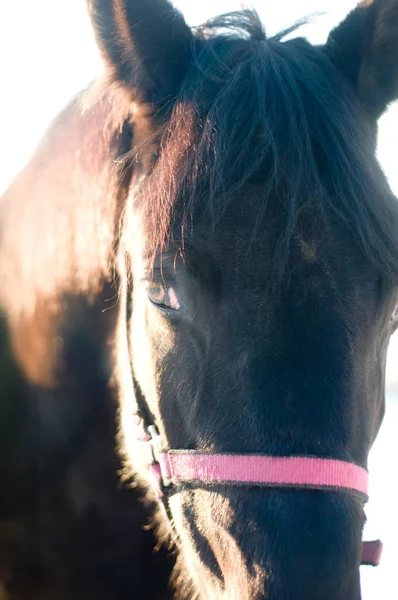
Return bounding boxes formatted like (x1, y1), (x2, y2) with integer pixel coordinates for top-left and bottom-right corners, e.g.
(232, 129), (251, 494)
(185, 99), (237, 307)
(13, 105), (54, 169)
(228, 345), (369, 461)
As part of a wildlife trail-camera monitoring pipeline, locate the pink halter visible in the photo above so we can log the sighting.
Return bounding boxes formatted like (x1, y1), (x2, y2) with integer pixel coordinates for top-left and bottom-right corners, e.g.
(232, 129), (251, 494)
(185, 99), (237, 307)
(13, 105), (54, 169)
(137, 423), (383, 567)
(158, 452), (369, 496)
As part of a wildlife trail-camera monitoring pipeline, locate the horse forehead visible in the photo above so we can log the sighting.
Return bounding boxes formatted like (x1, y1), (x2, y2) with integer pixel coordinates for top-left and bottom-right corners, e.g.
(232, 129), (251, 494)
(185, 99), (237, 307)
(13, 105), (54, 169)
(199, 227), (324, 278)
(188, 189), (326, 268)
(296, 237), (318, 264)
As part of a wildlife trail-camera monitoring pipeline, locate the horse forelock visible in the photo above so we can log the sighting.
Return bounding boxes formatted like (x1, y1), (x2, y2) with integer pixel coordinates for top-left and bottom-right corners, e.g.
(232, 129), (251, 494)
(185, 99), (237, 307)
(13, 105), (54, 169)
(129, 11), (398, 285)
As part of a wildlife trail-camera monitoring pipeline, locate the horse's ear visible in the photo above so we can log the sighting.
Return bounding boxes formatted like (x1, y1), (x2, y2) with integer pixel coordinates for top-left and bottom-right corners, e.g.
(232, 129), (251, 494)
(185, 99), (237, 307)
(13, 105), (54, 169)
(326, 0), (398, 120)
(87, 0), (193, 104)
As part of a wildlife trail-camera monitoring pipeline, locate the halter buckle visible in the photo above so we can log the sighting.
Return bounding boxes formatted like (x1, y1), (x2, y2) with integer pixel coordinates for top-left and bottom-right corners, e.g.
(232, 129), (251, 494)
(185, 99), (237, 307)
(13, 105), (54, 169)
(147, 425), (171, 487)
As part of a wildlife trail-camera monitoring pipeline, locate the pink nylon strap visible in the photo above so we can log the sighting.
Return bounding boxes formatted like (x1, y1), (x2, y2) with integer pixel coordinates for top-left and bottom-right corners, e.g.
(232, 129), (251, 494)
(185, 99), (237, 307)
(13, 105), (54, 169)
(157, 451), (381, 566)
(361, 540), (383, 567)
(158, 452), (369, 498)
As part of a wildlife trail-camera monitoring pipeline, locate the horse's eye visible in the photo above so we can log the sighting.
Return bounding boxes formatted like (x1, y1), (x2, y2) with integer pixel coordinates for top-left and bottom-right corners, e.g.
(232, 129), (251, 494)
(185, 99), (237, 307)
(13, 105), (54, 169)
(147, 283), (180, 311)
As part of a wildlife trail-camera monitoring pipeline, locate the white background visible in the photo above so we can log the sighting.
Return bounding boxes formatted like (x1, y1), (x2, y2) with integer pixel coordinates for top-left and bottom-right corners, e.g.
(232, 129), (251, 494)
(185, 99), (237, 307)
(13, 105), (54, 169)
(0, 2), (397, 598)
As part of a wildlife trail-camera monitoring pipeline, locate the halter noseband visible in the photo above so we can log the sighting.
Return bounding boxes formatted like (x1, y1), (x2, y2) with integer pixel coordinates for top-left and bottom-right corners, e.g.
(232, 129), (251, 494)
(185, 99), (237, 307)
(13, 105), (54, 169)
(158, 450), (369, 497)
(134, 421), (382, 567)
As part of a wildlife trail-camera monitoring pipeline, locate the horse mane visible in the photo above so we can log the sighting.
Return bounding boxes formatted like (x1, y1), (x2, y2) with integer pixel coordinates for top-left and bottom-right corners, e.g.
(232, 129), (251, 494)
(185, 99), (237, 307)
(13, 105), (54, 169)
(133, 10), (398, 282)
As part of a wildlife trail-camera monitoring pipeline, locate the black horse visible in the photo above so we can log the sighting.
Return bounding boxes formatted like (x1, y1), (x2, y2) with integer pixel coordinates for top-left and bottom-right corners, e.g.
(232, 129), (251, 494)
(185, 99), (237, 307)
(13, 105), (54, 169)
(1, 1), (398, 599)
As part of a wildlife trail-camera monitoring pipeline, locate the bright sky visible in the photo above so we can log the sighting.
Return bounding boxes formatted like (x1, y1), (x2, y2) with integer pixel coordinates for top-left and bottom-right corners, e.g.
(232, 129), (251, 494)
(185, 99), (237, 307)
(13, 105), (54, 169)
(0, 2), (397, 598)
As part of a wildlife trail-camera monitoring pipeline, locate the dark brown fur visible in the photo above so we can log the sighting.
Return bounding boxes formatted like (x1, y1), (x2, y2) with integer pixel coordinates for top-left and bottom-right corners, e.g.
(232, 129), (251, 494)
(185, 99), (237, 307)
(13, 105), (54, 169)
(1, 1), (398, 599)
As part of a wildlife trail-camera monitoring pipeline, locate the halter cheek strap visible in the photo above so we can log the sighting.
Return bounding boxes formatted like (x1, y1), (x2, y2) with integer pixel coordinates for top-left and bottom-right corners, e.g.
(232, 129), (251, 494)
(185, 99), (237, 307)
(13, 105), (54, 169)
(136, 424), (383, 567)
